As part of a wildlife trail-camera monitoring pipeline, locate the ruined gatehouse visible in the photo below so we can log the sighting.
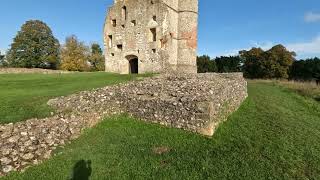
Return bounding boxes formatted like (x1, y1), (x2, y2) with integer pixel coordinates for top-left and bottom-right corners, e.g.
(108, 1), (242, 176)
(104, 0), (198, 74)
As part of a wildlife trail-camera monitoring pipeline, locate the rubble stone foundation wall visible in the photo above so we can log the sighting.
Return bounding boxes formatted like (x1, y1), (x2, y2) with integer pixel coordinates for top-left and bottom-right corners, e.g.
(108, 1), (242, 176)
(0, 73), (247, 175)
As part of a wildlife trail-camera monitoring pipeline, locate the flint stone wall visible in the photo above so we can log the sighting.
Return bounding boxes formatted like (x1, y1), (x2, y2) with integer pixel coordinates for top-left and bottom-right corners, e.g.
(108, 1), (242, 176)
(0, 73), (247, 176)
(50, 73), (248, 136)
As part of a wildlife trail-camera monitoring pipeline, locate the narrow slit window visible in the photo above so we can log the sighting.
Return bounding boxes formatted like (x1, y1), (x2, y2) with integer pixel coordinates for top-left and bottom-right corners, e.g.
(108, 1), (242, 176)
(150, 28), (156, 42)
(122, 6), (127, 21)
(108, 35), (113, 48)
(153, 16), (157, 21)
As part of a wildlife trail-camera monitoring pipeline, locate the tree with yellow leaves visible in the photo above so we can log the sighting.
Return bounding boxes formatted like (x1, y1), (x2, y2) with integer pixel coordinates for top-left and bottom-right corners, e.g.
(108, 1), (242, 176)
(60, 35), (90, 71)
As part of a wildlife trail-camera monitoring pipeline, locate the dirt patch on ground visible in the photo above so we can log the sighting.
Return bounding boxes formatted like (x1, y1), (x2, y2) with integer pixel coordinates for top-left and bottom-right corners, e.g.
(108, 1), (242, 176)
(153, 146), (171, 155)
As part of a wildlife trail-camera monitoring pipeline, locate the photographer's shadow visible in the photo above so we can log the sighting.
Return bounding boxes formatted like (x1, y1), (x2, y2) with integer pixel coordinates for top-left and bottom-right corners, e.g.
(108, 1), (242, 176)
(70, 160), (92, 180)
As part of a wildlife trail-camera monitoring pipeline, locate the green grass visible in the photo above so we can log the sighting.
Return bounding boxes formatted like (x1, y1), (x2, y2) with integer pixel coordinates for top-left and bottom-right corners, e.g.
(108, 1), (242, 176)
(0, 72), (145, 124)
(2, 81), (320, 179)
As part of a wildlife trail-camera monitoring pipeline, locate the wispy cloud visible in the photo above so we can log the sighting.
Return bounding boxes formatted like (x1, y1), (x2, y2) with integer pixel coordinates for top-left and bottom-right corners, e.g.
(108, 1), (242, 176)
(210, 41), (274, 57)
(287, 35), (320, 56)
(304, 12), (320, 23)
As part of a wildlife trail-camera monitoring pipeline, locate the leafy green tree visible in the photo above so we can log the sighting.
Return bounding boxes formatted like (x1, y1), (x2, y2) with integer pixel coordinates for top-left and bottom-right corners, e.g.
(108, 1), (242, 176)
(6, 20), (60, 69)
(215, 56), (242, 73)
(88, 43), (105, 71)
(60, 35), (90, 71)
(197, 55), (217, 73)
(240, 45), (296, 79)
(289, 57), (320, 81)
(0, 51), (7, 67)
(264, 45), (296, 78)
(240, 48), (265, 78)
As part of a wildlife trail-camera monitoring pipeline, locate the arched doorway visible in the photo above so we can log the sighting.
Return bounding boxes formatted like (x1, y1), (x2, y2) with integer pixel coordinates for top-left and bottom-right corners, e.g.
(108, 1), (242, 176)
(126, 55), (139, 74)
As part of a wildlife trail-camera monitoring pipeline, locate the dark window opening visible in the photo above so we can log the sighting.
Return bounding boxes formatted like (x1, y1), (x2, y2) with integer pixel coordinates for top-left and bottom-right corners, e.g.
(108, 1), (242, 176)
(131, 20), (136, 26)
(129, 58), (138, 74)
(152, 49), (156, 53)
(112, 19), (117, 27)
(150, 28), (156, 42)
(153, 16), (157, 21)
(111, 53), (115, 57)
(117, 44), (123, 51)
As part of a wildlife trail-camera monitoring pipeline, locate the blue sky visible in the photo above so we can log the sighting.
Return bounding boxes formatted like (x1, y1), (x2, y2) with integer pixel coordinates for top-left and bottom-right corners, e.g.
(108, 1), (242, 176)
(0, 0), (320, 59)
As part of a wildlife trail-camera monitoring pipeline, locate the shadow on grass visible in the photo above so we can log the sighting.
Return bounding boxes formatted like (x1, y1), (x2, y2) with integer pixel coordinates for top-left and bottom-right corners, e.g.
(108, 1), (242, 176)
(315, 97), (320, 102)
(70, 160), (92, 180)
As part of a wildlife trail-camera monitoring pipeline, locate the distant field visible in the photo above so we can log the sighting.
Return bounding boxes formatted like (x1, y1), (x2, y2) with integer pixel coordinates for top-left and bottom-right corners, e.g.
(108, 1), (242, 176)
(0, 72), (144, 124)
(2, 81), (320, 179)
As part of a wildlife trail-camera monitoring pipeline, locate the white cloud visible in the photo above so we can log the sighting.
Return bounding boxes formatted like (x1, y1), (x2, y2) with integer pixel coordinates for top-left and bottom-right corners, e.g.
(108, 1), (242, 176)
(304, 12), (320, 23)
(287, 35), (320, 55)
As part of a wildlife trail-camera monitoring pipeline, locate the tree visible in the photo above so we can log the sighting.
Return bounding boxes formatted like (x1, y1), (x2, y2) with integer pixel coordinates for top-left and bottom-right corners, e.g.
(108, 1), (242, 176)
(289, 57), (320, 81)
(197, 55), (217, 73)
(6, 20), (60, 69)
(240, 48), (265, 78)
(88, 43), (105, 71)
(215, 56), (242, 73)
(0, 51), (6, 67)
(264, 45), (295, 79)
(240, 45), (296, 79)
(60, 35), (90, 71)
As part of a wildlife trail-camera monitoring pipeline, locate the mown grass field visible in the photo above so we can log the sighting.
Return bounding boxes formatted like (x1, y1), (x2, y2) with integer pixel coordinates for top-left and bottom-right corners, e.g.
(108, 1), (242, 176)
(1, 76), (320, 179)
(0, 72), (145, 124)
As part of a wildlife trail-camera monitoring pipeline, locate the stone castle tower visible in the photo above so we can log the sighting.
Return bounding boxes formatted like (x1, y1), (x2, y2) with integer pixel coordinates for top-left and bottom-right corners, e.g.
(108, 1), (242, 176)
(104, 0), (198, 74)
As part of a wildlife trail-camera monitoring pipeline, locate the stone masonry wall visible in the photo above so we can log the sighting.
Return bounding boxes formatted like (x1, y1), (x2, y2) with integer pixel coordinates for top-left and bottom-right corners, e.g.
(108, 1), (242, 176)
(50, 73), (247, 135)
(0, 73), (247, 176)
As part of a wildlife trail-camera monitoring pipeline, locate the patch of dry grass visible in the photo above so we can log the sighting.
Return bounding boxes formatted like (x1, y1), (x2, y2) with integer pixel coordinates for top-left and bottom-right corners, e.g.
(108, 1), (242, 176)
(278, 81), (319, 100)
(249, 79), (320, 101)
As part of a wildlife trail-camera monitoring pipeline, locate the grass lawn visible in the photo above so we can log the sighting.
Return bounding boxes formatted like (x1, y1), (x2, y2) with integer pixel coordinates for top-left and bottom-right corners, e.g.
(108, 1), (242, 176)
(0, 72), (144, 124)
(2, 81), (320, 179)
